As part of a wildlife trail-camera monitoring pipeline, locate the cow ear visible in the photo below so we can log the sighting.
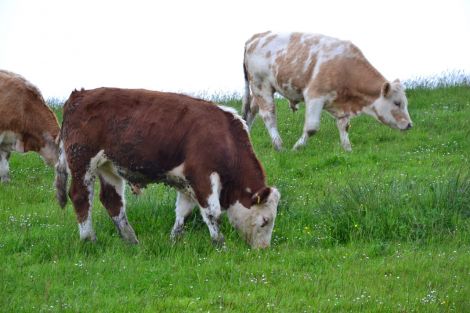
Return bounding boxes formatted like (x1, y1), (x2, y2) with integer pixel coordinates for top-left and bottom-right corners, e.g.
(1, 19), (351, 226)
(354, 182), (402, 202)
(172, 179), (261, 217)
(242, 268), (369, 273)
(251, 187), (271, 206)
(381, 82), (391, 98)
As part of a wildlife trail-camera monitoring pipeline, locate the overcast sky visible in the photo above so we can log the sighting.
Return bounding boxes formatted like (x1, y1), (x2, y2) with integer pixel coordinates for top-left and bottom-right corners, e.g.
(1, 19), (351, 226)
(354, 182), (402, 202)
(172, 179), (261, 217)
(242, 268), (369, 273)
(1, 0), (469, 99)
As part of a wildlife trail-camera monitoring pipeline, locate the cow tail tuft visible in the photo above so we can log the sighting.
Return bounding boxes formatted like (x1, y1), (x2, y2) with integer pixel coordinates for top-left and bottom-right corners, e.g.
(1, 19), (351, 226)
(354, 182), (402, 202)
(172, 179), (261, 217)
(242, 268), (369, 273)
(55, 140), (68, 208)
(241, 51), (251, 121)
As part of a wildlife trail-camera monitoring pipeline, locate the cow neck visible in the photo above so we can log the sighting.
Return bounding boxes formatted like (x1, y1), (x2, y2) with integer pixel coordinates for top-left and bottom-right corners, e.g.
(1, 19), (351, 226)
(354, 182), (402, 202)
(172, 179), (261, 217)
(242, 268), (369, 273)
(22, 98), (60, 151)
(222, 137), (267, 208)
(352, 59), (386, 110)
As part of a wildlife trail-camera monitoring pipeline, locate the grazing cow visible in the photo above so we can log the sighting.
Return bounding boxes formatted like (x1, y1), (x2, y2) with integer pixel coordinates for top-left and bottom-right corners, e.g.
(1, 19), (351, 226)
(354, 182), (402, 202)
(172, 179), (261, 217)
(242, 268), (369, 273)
(55, 88), (280, 248)
(242, 31), (413, 151)
(0, 70), (60, 182)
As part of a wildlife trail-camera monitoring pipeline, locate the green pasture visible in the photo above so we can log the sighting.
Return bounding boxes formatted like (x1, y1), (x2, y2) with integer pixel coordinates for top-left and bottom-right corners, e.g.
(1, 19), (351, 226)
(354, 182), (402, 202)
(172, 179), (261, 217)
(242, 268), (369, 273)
(1, 84), (469, 312)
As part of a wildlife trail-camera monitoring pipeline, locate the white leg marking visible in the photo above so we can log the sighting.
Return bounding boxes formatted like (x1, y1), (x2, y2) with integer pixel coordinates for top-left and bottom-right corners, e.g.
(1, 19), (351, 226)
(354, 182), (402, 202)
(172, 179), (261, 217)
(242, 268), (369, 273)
(337, 117), (352, 152)
(0, 150), (10, 183)
(199, 173), (224, 245)
(293, 97), (325, 150)
(259, 107), (282, 151)
(171, 191), (196, 241)
(79, 169), (96, 241)
(98, 164), (138, 244)
(111, 205), (138, 244)
(78, 209), (96, 241)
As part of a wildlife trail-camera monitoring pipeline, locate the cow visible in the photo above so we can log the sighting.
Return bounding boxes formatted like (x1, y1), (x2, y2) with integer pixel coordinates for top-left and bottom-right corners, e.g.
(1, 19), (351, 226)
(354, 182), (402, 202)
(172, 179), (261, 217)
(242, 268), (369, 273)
(242, 31), (413, 151)
(0, 70), (60, 182)
(55, 88), (280, 249)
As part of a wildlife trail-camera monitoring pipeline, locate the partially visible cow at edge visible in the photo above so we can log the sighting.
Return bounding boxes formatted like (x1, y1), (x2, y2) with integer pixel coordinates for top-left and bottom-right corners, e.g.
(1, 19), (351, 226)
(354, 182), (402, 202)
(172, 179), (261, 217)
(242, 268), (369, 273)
(242, 31), (413, 151)
(55, 88), (280, 248)
(0, 70), (60, 182)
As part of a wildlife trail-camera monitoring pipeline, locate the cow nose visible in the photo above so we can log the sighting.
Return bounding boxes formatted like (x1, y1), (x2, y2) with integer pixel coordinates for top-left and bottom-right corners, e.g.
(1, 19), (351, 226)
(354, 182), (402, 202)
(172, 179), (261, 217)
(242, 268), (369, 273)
(406, 123), (413, 130)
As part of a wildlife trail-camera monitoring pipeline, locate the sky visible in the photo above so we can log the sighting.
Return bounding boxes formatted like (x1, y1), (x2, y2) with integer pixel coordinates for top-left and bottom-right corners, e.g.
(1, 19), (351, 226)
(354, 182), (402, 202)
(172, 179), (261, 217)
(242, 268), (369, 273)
(1, 0), (469, 99)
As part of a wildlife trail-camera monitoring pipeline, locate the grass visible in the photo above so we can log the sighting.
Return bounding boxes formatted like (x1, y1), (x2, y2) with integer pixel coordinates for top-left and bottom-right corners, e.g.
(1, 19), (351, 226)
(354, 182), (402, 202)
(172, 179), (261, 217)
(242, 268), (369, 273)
(1, 82), (470, 312)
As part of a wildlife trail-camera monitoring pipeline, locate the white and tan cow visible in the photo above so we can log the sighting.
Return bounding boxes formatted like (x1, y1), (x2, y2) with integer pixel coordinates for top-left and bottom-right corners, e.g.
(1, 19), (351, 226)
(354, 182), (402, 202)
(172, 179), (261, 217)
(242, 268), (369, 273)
(242, 31), (413, 151)
(0, 70), (60, 182)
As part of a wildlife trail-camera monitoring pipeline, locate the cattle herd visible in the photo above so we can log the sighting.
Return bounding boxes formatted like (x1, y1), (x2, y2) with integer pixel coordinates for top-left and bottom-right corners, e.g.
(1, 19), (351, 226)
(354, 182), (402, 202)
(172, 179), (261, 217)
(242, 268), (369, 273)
(0, 31), (412, 249)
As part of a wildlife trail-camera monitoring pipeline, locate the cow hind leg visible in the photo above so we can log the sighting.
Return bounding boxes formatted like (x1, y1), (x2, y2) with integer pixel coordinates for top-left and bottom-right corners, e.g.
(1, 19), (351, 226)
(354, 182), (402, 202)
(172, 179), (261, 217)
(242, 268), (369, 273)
(197, 173), (225, 246)
(98, 167), (138, 244)
(336, 117), (352, 152)
(170, 191), (196, 242)
(69, 174), (96, 241)
(293, 97), (325, 150)
(244, 102), (258, 130)
(0, 150), (11, 183)
(253, 94), (283, 151)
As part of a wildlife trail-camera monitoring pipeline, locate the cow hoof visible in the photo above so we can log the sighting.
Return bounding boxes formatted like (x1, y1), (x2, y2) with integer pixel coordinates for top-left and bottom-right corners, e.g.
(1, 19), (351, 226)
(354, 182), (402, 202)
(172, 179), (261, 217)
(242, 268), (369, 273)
(0, 176), (10, 183)
(292, 142), (304, 151)
(211, 235), (225, 248)
(341, 143), (352, 152)
(124, 237), (139, 245)
(170, 230), (184, 244)
(272, 140), (283, 151)
(121, 232), (139, 245)
(80, 233), (97, 242)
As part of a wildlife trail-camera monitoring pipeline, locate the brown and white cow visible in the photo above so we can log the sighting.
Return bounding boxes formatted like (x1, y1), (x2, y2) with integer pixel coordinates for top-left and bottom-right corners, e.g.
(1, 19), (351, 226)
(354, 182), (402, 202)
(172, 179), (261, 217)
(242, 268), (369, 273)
(55, 88), (280, 248)
(242, 31), (413, 151)
(0, 70), (60, 182)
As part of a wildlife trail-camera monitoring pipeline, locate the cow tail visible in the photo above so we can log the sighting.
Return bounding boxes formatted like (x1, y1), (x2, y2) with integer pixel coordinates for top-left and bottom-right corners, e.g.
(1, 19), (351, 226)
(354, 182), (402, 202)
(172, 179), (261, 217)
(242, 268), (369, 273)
(241, 51), (251, 121)
(55, 140), (68, 208)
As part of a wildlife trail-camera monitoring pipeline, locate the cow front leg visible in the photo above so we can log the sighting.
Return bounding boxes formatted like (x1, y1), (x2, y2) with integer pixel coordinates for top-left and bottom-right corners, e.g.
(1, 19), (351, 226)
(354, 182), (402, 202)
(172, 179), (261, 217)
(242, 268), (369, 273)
(171, 191), (196, 242)
(293, 97), (325, 150)
(0, 150), (11, 183)
(336, 117), (352, 151)
(98, 171), (138, 244)
(69, 174), (96, 241)
(198, 173), (224, 246)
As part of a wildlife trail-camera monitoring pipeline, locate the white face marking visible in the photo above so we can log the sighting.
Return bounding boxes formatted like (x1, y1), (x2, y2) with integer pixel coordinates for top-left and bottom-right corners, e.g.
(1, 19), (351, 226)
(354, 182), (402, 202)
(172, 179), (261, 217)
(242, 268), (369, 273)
(78, 209), (96, 241)
(226, 188), (280, 249)
(368, 82), (412, 130)
(39, 139), (58, 166)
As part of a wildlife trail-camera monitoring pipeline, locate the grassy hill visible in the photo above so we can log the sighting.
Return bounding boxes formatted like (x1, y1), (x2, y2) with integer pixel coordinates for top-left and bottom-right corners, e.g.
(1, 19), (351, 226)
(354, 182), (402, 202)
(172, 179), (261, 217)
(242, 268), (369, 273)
(1, 84), (469, 312)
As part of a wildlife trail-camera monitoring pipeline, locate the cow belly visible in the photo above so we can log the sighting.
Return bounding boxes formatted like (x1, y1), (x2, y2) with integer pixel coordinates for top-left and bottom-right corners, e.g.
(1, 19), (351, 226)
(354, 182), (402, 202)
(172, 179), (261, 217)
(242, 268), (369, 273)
(115, 162), (196, 199)
(275, 85), (304, 103)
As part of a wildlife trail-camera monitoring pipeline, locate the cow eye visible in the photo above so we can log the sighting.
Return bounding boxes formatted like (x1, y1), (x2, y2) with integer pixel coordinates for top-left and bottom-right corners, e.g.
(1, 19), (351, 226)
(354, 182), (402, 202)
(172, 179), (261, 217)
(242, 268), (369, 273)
(261, 217), (269, 227)
(394, 101), (401, 107)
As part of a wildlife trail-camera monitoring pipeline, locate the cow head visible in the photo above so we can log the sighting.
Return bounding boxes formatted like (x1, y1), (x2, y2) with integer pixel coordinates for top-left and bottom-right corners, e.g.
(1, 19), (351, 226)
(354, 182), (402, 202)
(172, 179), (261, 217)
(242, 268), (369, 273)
(370, 79), (413, 130)
(38, 133), (59, 167)
(226, 187), (280, 249)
